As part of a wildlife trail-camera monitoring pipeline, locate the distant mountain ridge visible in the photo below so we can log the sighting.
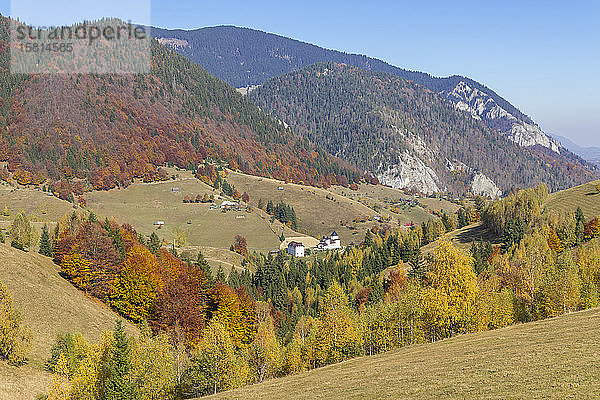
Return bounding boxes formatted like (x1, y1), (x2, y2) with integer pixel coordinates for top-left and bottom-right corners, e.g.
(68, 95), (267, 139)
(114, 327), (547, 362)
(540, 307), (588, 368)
(549, 134), (600, 167)
(148, 25), (565, 155)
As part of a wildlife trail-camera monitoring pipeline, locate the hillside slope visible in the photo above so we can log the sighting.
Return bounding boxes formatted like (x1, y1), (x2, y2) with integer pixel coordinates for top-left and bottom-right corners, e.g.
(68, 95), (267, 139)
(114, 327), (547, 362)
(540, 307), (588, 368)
(0, 16), (359, 193)
(149, 25), (578, 156)
(0, 244), (137, 364)
(209, 307), (600, 400)
(544, 179), (600, 219)
(0, 244), (138, 398)
(250, 63), (596, 195)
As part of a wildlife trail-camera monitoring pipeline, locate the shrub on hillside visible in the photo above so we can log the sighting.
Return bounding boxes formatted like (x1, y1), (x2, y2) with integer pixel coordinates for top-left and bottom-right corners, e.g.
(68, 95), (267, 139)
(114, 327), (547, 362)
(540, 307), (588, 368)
(0, 279), (32, 365)
(9, 212), (34, 251)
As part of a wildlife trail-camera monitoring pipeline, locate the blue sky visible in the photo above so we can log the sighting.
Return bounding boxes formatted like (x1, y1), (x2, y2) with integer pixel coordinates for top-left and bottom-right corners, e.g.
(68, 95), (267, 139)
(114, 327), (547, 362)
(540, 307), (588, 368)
(2, 0), (598, 147)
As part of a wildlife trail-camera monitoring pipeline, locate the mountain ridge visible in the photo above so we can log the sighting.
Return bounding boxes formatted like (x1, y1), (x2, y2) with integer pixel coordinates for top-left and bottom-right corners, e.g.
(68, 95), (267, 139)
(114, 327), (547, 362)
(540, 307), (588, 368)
(147, 24), (570, 156)
(550, 133), (600, 167)
(0, 16), (362, 193)
(249, 62), (597, 195)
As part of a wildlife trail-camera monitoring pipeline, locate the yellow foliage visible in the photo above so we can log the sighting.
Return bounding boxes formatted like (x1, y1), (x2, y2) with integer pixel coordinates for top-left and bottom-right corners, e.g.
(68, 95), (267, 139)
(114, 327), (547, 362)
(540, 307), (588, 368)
(47, 354), (71, 400)
(315, 282), (361, 366)
(61, 253), (93, 290)
(110, 246), (161, 322)
(248, 316), (281, 383)
(424, 239), (480, 337)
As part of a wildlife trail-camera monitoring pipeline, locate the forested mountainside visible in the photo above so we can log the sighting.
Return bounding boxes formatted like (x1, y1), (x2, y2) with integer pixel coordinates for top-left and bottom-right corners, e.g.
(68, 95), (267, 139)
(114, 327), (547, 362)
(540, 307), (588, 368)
(249, 63), (597, 195)
(0, 16), (360, 193)
(148, 25), (573, 155)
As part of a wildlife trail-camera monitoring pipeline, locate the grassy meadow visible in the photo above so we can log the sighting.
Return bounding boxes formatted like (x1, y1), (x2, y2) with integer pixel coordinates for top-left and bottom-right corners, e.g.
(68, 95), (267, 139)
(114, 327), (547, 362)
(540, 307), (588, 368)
(85, 171), (301, 255)
(545, 179), (600, 219)
(0, 182), (73, 224)
(0, 244), (137, 399)
(332, 183), (460, 216)
(226, 171), (379, 244)
(209, 307), (600, 400)
(226, 171), (449, 245)
(421, 222), (502, 254)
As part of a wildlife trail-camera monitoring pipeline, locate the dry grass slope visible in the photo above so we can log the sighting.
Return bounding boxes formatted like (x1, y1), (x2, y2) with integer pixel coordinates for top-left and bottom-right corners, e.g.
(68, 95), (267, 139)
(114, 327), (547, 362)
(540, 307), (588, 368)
(0, 182), (73, 224)
(545, 179), (600, 219)
(226, 171), (379, 244)
(0, 244), (137, 399)
(227, 171), (449, 245)
(209, 308), (600, 400)
(421, 222), (502, 254)
(86, 171), (301, 256)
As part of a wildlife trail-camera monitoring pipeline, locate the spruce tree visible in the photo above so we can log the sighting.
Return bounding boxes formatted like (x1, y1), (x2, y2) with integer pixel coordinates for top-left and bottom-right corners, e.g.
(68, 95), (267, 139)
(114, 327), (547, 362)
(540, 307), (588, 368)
(576, 207), (585, 224)
(196, 251), (214, 287)
(38, 224), (52, 257)
(51, 223), (59, 255)
(364, 230), (373, 246)
(112, 229), (126, 261)
(576, 220), (585, 244)
(407, 249), (427, 282)
(102, 320), (136, 400)
(148, 232), (161, 254)
(215, 265), (226, 283)
(228, 269), (241, 288)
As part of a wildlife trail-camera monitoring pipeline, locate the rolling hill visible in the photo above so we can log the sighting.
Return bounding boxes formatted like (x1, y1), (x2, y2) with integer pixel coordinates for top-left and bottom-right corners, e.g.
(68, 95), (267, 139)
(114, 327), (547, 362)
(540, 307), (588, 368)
(249, 63), (597, 195)
(544, 179), (600, 219)
(84, 169), (304, 256)
(208, 307), (600, 400)
(148, 25), (584, 160)
(0, 243), (137, 398)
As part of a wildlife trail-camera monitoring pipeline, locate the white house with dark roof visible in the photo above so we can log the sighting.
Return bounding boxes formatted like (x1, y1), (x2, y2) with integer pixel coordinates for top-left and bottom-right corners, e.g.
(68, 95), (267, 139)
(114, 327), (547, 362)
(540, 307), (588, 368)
(287, 241), (305, 257)
(318, 231), (341, 250)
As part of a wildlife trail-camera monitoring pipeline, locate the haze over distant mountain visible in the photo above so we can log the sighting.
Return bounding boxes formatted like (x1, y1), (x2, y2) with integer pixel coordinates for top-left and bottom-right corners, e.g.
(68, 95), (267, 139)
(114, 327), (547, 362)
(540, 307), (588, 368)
(148, 25), (567, 157)
(249, 63), (597, 196)
(549, 134), (600, 167)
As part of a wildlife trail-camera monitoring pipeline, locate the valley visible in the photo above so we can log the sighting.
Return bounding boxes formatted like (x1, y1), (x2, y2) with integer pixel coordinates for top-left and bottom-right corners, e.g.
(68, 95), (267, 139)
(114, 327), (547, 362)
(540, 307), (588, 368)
(0, 8), (597, 400)
(0, 167), (453, 273)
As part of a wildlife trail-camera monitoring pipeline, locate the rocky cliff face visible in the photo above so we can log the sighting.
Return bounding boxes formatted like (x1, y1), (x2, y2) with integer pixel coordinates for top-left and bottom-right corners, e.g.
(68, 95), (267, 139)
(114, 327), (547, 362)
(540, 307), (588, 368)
(377, 152), (440, 195)
(441, 81), (561, 153)
(471, 173), (502, 198)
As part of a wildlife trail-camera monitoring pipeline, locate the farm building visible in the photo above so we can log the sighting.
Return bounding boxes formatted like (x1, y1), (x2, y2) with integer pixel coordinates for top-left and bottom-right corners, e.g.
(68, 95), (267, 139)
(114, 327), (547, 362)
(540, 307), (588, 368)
(153, 221), (165, 228)
(220, 200), (238, 209)
(287, 241), (305, 257)
(318, 231), (341, 250)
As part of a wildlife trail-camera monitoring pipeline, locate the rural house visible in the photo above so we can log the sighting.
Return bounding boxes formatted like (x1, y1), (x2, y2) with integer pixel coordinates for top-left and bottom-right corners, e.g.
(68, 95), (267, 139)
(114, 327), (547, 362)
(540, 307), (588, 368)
(220, 200), (238, 210)
(287, 241), (305, 257)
